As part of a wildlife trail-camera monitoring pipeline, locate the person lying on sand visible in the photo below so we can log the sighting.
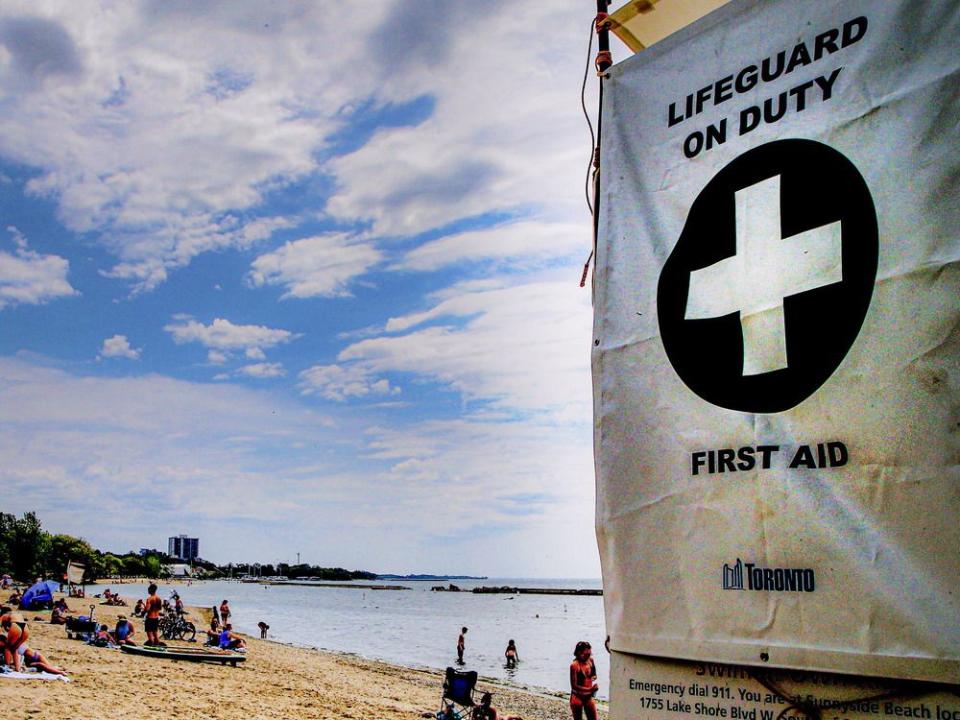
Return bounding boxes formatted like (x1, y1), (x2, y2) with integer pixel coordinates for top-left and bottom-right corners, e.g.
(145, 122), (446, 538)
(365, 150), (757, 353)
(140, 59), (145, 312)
(19, 645), (67, 676)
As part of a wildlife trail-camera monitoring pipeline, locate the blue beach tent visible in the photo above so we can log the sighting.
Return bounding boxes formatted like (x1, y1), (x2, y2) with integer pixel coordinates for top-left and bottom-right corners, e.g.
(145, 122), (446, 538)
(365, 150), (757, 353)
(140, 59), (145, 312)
(19, 580), (59, 610)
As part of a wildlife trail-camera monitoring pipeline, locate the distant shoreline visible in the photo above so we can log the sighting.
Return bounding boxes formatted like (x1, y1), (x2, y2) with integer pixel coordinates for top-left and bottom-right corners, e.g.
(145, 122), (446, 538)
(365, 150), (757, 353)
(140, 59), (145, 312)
(376, 574), (489, 581)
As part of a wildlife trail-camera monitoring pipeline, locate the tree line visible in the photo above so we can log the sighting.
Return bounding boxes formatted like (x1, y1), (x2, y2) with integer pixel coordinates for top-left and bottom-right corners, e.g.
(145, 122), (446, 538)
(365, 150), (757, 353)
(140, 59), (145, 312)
(0, 511), (375, 584)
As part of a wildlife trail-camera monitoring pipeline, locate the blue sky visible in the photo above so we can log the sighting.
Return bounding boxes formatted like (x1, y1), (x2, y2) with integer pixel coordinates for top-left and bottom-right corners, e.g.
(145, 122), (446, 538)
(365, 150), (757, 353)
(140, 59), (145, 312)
(0, 2), (600, 577)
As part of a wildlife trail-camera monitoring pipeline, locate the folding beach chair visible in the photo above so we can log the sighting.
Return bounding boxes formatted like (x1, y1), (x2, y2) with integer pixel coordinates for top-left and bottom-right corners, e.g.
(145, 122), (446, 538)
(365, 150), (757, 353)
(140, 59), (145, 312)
(437, 667), (478, 720)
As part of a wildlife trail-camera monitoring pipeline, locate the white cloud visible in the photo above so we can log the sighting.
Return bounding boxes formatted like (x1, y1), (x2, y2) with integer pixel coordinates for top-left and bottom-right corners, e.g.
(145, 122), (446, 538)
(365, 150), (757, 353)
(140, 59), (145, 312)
(236, 362), (285, 379)
(352, 415), (598, 574)
(98, 334), (141, 360)
(245, 346), (266, 360)
(392, 220), (587, 272)
(0, 355), (598, 576)
(340, 277), (593, 416)
(299, 363), (400, 402)
(0, 226), (77, 308)
(326, 5), (594, 238)
(165, 317), (298, 361)
(0, 3), (395, 291)
(0, 3), (596, 291)
(248, 233), (382, 299)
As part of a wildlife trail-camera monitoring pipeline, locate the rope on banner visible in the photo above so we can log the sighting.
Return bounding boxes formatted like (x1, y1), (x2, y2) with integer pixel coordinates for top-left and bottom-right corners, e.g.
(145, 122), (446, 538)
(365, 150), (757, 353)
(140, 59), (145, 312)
(581, 17), (597, 217)
(748, 670), (938, 720)
(581, 2), (612, 288)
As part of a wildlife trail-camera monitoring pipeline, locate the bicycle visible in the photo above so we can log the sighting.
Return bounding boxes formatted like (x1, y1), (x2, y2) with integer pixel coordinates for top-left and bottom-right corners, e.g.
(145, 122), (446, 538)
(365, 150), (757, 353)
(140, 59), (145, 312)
(159, 610), (196, 642)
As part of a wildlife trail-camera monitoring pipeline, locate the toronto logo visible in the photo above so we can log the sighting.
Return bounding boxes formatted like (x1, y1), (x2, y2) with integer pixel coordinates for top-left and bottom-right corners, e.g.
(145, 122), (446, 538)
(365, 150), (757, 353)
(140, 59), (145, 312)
(722, 558), (816, 592)
(658, 139), (878, 413)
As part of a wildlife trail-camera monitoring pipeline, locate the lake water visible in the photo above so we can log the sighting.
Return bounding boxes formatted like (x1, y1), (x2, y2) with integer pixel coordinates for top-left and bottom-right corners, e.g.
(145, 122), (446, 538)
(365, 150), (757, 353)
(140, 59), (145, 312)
(87, 578), (608, 698)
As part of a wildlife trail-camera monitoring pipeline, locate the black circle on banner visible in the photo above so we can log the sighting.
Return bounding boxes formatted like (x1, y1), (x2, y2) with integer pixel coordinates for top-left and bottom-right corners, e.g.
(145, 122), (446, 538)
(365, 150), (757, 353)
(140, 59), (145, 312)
(657, 139), (878, 413)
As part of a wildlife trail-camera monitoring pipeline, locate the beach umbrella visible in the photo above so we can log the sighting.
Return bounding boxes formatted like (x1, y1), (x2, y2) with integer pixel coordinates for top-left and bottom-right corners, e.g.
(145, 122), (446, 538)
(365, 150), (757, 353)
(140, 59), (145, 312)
(19, 580), (59, 610)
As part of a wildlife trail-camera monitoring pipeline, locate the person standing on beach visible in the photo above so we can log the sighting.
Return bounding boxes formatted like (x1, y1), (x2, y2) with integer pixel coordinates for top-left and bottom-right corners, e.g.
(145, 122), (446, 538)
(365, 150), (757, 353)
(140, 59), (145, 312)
(219, 599), (231, 626)
(144, 584), (163, 646)
(457, 627), (467, 664)
(569, 640), (599, 720)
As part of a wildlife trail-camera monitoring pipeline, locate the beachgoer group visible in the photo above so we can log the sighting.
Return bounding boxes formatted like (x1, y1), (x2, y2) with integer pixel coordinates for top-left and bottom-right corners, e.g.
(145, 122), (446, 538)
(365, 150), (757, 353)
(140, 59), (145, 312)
(101, 588), (127, 606)
(453, 629), (523, 671)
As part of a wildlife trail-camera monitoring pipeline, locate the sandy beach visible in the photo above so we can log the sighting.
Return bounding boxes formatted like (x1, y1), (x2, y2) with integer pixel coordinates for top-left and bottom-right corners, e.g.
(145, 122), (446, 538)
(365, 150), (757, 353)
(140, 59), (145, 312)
(3, 592), (608, 720)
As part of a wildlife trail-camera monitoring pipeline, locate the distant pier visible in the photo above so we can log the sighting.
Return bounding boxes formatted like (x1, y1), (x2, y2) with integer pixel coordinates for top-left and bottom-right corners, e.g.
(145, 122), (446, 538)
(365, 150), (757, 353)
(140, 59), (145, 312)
(431, 584), (602, 596)
(256, 581), (410, 591)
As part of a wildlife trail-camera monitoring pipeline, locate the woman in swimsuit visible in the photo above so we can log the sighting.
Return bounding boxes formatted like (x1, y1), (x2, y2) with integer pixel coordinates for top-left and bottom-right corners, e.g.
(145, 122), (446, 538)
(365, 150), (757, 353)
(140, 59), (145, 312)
(2, 613), (29, 671)
(20, 645), (67, 675)
(569, 641), (598, 720)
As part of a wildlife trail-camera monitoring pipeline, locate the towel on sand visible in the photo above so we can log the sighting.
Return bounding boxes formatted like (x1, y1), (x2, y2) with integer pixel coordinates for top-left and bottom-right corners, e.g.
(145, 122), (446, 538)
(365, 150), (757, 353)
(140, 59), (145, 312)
(0, 668), (71, 682)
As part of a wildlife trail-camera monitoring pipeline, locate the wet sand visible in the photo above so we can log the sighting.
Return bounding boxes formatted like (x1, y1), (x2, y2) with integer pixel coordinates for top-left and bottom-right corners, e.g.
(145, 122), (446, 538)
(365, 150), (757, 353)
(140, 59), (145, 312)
(3, 593), (608, 720)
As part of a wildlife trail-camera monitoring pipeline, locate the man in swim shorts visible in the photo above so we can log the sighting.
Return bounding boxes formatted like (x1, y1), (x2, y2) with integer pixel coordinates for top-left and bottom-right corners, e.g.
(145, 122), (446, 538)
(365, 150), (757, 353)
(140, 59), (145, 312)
(143, 584), (163, 646)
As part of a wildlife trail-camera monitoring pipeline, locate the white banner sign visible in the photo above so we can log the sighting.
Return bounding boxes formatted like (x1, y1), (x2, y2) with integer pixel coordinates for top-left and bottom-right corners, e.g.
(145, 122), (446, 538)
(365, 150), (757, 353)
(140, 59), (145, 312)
(594, 0), (959, 684)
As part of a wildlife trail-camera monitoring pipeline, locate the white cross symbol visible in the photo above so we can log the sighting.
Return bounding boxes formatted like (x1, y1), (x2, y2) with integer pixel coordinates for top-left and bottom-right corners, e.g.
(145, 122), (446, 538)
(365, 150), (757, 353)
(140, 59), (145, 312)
(684, 174), (843, 376)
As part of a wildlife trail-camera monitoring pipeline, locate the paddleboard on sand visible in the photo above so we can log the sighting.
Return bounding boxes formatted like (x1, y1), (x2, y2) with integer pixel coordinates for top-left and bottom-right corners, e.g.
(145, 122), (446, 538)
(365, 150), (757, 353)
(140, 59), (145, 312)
(120, 644), (246, 666)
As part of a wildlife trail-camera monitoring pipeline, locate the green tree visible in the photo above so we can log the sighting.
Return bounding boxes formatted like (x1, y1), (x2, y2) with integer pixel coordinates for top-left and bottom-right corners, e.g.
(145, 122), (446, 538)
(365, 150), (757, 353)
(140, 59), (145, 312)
(101, 553), (123, 578)
(44, 534), (95, 579)
(121, 554), (147, 578)
(7, 512), (51, 581)
(143, 554), (162, 578)
(0, 512), (14, 573)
